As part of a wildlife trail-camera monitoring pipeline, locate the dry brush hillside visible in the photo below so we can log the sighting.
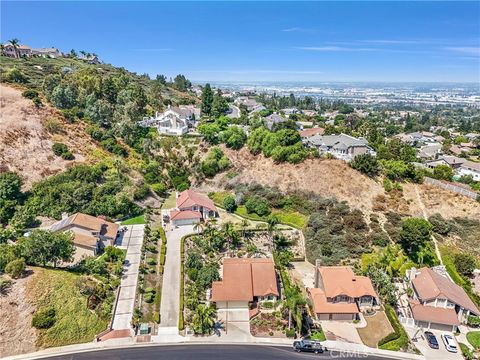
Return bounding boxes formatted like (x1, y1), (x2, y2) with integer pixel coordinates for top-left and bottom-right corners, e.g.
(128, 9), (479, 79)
(0, 84), (99, 188)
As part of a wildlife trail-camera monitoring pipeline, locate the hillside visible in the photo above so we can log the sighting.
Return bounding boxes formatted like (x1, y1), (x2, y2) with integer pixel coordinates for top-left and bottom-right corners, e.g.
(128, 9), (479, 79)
(0, 84), (99, 188)
(218, 146), (385, 213)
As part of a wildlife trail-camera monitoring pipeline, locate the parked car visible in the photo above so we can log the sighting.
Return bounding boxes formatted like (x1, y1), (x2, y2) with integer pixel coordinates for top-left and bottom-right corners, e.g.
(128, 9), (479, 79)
(293, 340), (327, 354)
(441, 333), (458, 353)
(424, 331), (439, 349)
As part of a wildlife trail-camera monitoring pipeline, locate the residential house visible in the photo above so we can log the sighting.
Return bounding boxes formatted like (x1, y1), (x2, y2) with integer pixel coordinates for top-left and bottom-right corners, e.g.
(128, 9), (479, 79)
(139, 104), (200, 135)
(3, 44), (32, 57)
(234, 97), (262, 112)
(80, 54), (101, 64)
(407, 267), (480, 331)
(299, 127), (325, 140)
(264, 113), (287, 130)
(50, 212), (119, 256)
(304, 133), (376, 162)
(211, 257), (279, 311)
(169, 189), (217, 226)
(418, 143), (442, 160)
(32, 47), (62, 58)
(426, 155), (465, 170)
(282, 108), (301, 117)
(458, 160), (480, 181)
(307, 266), (378, 321)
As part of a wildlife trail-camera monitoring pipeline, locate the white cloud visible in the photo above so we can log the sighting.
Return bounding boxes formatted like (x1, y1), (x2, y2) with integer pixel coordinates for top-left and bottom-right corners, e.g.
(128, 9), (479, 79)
(296, 46), (376, 52)
(444, 47), (480, 56)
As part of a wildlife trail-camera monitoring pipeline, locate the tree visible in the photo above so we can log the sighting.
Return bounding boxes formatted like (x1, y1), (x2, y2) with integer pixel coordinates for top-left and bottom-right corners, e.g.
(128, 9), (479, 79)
(201, 83), (214, 116)
(0, 171), (23, 225)
(8, 38), (19, 58)
(5, 258), (25, 278)
(223, 195), (237, 213)
(219, 126), (247, 150)
(350, 154), (379, 177)
(283, 285), (306, 332)
(172, 74), (191, 91)
(399, 218), (432, 256)
(433, 165), (454, 181)
(212, 91), (229, 118)
(16, 230), (75, 267)
(454, 253), (476, 277)
(195, 264), (220, 288)
(192, 304), (216, 334)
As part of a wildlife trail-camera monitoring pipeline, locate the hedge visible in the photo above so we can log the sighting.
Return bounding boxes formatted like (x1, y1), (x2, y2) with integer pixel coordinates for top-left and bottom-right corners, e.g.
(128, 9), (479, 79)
(178, 235), (185, 331)
(459, 343), (474, 360)
(378, 305), (409, 351)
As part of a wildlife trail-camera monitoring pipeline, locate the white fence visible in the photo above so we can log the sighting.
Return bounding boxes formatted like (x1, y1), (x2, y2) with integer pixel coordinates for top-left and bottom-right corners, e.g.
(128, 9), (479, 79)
(399, 316), (416, 328)
(424, 177), (479, 200)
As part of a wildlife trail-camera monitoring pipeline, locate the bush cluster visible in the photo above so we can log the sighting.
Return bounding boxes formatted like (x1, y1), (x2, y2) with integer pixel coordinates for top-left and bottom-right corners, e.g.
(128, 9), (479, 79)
(52, 142), (74, 160)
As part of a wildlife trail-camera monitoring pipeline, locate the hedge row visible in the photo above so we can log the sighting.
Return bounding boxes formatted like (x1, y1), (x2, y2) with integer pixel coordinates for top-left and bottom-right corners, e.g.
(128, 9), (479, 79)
(378, 305), (409, 351)
(178, 235), (185, 331)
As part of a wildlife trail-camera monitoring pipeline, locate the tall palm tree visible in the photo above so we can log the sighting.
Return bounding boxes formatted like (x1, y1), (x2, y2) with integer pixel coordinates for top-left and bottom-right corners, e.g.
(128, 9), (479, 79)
(192, 304), (216, 335)
(266, 215), (279, 251)
(8, 38), (20, 58)
(193, 222), (205, 234)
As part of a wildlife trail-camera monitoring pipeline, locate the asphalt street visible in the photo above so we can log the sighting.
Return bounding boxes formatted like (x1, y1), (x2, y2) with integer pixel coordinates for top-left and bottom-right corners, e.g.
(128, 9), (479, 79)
(42, 344), (396, 360)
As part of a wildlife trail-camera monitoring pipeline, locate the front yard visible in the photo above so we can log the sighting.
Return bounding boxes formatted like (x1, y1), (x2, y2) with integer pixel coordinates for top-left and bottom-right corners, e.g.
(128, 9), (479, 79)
(467, 331), (480, 350)
(357, 310), (394, 348)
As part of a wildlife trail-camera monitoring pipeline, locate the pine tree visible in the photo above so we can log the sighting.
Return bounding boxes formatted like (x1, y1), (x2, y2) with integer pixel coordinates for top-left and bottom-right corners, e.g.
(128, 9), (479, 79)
(201, 83), (214, 116)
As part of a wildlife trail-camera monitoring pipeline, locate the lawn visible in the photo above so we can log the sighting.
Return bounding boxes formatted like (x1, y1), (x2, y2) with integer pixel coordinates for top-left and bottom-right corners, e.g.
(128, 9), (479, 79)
(209, 191), (307, 229)
(27, 267), (108, 348)
(161, 191), (177, 210)
(467, 331), (480, 349)
(357, 310), (394, 348)
(121, 213), (145, 225)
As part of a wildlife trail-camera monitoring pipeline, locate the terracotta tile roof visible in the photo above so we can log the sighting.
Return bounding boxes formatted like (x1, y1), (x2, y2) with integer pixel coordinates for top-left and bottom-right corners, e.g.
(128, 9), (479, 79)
(408, 299), (460, 326)
(299, 127), (325, 138)
(169, 209), (201, 220)
(308, 288), (359, 314)
(71, 231), (97, 249)
(51, 213), (119, 240)
(211, 258), (279, 302)
(319, 266), (377, 299)
(412, 267), (479, 315)
(176, 190), (216, 212)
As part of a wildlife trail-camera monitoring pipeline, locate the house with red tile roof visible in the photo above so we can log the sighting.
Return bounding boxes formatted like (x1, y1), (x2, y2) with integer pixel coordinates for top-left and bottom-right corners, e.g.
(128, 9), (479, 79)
(169, 189), (217, 226)
(307, 266), (378, 321)
(407, 267), (479, 331)
(50, 212), (119, 256)
(211, 258), (279, 310)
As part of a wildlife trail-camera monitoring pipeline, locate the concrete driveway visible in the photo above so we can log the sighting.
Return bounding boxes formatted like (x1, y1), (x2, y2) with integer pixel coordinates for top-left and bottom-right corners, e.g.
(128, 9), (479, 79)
(321, 321), (363, 344)
(217, 308), (251, 341)
(407, 328), (462, 360)
(159, 224), (195, 328)
(112, 224), (144, 330)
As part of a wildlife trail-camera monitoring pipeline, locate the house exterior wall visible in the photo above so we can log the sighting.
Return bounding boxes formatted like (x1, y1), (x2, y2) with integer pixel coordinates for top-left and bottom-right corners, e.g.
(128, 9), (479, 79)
(458, 168), (480, 181)
(317, 313), (356, 321)
(172, 217), (199, 227)
(215, 300), (249, 310)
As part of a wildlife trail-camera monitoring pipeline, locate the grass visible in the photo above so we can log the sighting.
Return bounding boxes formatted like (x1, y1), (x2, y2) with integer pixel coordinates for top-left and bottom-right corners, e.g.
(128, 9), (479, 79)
(310, 329), (326, 341)
(27, 267), (108, 348)
(162, 191), (177, 210)
(467, 331), (480, 349)
(121, 213), (145, 225)
(357, 310), (394, 348)
(209, 191), (307, 229)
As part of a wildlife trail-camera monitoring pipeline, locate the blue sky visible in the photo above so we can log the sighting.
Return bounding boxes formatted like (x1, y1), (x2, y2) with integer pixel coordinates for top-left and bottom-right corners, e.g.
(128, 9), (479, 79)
(2, 1), (479, 83)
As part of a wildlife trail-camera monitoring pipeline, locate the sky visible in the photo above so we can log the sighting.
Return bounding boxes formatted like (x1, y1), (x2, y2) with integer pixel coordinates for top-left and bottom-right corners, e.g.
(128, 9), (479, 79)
(1, 1), (479, 83)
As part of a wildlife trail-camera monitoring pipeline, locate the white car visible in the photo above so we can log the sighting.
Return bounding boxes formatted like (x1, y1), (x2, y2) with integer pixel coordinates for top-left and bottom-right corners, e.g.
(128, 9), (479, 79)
(441, 333), (458, 353)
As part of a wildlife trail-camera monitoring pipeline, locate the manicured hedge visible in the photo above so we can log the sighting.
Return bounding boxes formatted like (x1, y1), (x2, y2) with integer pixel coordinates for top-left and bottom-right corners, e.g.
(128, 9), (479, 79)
(178, 235), (185, 331)
(378, 305), (409, 351)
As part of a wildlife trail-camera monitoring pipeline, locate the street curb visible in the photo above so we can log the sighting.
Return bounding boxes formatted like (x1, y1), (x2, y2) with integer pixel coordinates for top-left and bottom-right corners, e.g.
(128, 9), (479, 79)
(4, 340), (425, 360)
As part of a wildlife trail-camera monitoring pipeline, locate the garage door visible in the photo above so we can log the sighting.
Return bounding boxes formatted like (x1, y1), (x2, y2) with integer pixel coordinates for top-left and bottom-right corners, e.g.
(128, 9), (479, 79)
(429, 322), (453, 332)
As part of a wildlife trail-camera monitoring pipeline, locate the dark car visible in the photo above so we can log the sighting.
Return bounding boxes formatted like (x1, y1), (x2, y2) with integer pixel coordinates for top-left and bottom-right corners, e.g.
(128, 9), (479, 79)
(293, 340), (327, 354)
(424, 331), (439, 349)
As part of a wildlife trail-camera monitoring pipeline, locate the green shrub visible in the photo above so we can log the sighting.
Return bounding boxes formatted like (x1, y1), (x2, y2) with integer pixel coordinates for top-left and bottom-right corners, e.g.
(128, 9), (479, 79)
(468, 315), (480, 327)
(144, 293), (154, 303)
(459, 343), (474, 360)
(285, 328), (296, 338)
(223, 195), (237, 213)
(52, 142), (69, 156)
(145, 287), (155, 294)
(146, 258), (156, 266)
(22, 89), (39, 99)
(378, 305), (409, 351)
(32, 307), (56, 329)
(5, 258), (25, 279)
(153, 312), (160, 324)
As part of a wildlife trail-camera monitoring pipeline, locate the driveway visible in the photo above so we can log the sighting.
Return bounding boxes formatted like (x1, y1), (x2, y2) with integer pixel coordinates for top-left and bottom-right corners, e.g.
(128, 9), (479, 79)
(159, 224), (195, 328)
(217, 308), (251, 341)
(321, 321), (363, 344)
(406, 327), (462, 360)
(112, 224), (145, 330)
